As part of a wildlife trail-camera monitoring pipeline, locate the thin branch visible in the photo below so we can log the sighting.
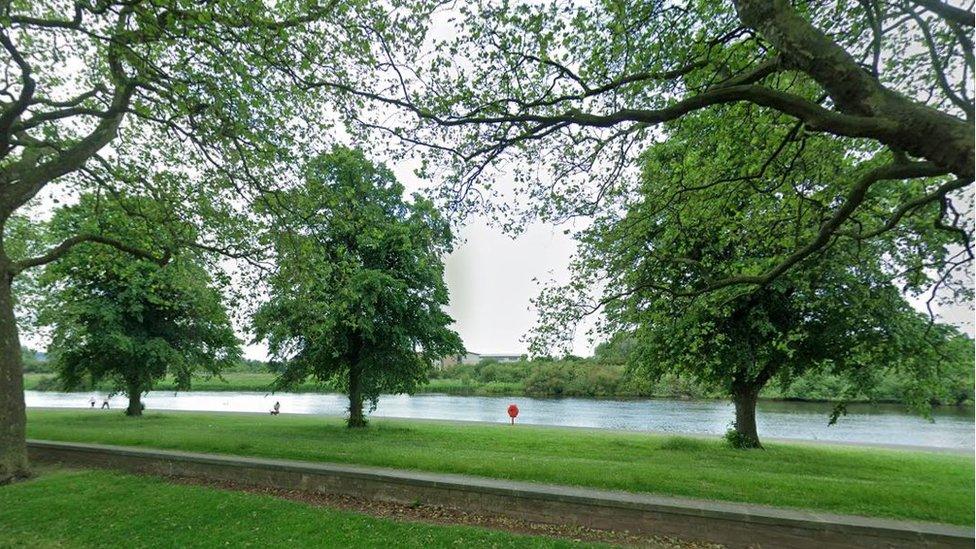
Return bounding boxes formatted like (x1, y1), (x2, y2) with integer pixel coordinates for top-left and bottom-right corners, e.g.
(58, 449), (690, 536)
(839, 177), (970, 240)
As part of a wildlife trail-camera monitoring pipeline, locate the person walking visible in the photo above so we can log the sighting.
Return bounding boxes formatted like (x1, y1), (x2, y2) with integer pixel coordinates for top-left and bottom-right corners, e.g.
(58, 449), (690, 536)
(89, 396), (96, 408)
(101, 398), (110, 410)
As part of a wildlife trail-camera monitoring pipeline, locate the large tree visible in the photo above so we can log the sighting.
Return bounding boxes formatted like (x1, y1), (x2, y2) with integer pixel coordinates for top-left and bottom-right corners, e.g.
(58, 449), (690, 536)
(253, 146), (464, 428)
(35, 196), (240, 416)
(330, 0), (973, 290)
(0, 0), (386, 483)
(531, 105), (969, 448)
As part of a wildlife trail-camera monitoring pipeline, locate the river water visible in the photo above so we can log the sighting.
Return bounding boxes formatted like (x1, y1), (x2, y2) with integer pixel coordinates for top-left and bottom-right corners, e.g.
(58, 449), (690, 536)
(25, 390), (974, 450)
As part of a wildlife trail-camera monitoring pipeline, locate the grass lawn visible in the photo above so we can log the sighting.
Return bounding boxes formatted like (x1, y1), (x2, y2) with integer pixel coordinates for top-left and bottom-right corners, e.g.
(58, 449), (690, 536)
(25, 409), (974, 525)
(0, 468), (594, 548)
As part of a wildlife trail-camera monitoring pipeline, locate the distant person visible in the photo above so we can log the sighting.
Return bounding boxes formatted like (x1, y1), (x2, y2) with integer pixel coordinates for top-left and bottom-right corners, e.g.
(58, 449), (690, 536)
(89, 396), (96, 408)
(270, 401), (280, 416)
(101, 398), (109, 409)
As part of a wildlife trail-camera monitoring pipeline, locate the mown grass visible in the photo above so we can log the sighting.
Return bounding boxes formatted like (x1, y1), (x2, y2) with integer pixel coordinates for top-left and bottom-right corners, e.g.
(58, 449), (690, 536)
(0, 468), (595, 548)
(25, 409), (975, 525)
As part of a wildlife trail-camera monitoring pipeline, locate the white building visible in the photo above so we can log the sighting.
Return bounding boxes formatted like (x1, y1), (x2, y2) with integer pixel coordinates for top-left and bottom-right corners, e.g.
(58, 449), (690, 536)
(440, 352), (524, 367)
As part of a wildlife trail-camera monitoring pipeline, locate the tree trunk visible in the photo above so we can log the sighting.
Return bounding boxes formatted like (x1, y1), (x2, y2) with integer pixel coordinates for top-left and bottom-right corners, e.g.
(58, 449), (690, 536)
(0, 266), (29, 483)
(731, 384), (762, 448)
(347, 365), (366, 428)
(125, 382), (143, 417)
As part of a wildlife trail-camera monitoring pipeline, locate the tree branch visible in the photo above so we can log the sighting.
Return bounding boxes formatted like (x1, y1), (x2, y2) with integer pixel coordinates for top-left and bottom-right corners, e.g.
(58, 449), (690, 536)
(686, 159), (950, 294)
(839, 177), (970, 240)
(0, 30), (37, 157)
(11, 234), (169, 274)
(324, 78), (899, 144)
(910, 0), (975, 27)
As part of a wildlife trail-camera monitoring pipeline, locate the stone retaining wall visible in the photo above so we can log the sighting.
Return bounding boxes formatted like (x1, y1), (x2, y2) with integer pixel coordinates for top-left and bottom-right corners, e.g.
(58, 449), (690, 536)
(28, 439), (973, 549)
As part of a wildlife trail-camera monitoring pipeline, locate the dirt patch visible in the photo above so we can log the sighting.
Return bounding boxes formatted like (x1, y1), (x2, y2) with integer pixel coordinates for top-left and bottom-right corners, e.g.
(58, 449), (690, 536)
(165, 475), (724, 548)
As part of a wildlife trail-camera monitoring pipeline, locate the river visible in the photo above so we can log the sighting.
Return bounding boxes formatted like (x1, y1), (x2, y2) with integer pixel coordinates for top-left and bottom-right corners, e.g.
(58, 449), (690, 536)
(25, 390), (974, 450)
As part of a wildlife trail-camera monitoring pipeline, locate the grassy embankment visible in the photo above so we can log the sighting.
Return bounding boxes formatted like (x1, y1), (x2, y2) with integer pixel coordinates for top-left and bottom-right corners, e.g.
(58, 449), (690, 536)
(0, 469), (593, 548)
(25, 409), (974, 525)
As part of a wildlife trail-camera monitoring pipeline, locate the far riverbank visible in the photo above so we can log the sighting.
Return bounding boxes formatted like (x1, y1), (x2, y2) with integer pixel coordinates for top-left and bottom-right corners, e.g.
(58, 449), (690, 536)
(24, 371), (975, 408)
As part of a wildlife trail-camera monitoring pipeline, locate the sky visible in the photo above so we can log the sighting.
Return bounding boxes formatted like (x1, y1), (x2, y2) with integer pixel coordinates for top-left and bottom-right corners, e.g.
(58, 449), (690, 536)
(442, 218), (583, 356)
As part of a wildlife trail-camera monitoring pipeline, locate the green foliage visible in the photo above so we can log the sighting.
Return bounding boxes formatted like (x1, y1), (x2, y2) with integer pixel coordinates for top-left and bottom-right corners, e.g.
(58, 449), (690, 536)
(223, 359), (275, 374)
(593, 333), (637, 365)
(35, 196), (240, 411)
(432, 358), (645, 398)
(772, 333), (975, 407)
(342, 0), (971, 253)
(253, 147), (464, 426)
(427, 348), (974, 403)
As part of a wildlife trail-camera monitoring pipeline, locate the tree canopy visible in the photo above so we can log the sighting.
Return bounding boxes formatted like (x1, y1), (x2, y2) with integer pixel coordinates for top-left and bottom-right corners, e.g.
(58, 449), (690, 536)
(253, 146), (464, 428)
(531, 105), (971, 447)
(335, 0), (973, 295)
(36, 195), (240, 416)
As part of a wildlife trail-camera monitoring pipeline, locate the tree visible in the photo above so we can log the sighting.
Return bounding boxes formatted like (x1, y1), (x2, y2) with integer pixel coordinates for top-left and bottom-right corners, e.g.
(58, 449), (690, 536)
(35, 196), (240, 416)
(531, 107), (970, 448)
(627, 282), (959, 448)
(253, 147), (464, 428)
(0, 0), (388, 482)
(330, 0), (973, 292)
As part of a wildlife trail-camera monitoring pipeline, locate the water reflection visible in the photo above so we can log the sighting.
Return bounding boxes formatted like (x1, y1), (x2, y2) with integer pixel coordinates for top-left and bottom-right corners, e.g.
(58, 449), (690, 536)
(25, 390), (974, 450)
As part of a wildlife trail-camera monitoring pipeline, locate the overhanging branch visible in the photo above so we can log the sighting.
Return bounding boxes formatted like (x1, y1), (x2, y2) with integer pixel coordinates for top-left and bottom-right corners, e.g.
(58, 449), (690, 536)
(11, 234), (170, 274)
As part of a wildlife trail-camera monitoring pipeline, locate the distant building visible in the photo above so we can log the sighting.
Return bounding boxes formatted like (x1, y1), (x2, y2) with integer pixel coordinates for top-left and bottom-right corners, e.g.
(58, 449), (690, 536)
(439, 352), (524, 368)
(479, 353), (523, 363)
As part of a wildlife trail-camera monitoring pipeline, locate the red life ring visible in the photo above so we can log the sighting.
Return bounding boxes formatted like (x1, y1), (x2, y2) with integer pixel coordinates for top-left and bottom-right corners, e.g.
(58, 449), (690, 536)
(507, 404), (519, 424)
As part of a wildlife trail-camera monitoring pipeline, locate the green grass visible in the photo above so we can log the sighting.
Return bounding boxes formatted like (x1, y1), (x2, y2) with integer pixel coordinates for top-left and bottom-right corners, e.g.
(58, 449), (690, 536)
(25, 409), (975, 525)
(0, 468), (594, 548)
